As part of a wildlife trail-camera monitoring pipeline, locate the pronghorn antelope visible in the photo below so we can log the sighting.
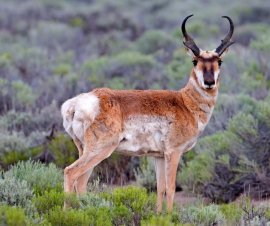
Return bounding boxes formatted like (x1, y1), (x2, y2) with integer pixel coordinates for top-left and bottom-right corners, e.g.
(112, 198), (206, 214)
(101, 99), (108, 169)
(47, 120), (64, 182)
(61, 15), (234, 212)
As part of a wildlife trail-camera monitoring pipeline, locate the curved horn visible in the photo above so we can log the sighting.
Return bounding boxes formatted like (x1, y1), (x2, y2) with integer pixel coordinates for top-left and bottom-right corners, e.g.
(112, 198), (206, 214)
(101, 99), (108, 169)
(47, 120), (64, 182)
(215, 16), (235, 56)
(181, 14), (200, 57)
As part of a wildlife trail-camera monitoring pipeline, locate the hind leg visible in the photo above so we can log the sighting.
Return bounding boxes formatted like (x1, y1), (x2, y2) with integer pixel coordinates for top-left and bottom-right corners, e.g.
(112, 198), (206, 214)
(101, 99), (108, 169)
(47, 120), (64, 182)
(73, 136), (91, 193)
(75, 168), (93, 193)
(64, 140), (119, 194)
(73, 137), (83, 157)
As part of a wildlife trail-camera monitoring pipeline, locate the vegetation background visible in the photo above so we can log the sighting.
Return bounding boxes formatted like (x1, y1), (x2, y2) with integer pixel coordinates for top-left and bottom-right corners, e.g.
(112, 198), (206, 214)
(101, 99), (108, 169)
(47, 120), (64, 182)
(0, 0), (270, 225)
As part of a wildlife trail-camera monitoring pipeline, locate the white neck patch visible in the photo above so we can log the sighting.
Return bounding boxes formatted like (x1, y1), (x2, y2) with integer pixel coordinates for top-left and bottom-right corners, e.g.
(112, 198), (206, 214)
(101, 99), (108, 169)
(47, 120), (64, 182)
(189, 77), (212, 100)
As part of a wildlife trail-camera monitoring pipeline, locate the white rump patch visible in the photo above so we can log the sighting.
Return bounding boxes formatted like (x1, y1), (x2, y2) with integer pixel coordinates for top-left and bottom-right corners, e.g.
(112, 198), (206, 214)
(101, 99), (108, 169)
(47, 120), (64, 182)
(61, 93), (99, 143)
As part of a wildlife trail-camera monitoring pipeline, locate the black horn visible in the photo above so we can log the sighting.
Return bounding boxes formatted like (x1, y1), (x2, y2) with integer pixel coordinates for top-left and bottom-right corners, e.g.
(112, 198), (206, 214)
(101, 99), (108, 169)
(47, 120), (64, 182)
(181, 14), (200, 57)
(215, 16), (235, 56)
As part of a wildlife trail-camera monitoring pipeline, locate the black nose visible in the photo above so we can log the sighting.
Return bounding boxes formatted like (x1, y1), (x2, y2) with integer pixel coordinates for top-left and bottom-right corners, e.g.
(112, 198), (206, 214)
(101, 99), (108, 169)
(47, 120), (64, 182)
(204, 80), (215, 86)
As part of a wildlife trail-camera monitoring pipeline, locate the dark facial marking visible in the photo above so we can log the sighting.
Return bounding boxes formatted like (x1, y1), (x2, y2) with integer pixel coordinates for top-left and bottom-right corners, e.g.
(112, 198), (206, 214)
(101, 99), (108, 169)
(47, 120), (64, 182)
(203, 63), (215, 86)
(218, 59), (223, 67)
(197, 56), (220, 63)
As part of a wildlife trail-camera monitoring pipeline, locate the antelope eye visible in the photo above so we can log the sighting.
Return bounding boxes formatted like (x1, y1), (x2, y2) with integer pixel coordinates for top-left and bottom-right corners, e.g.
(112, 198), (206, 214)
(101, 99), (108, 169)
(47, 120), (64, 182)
(218, 60), (223, 66)
(192, 60), (198, 66)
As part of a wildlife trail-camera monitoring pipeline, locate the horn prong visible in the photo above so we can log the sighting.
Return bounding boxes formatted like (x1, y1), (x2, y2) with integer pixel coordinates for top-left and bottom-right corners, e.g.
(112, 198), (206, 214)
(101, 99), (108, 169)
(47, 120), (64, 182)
(181, 15), (200, 57)
(215, 16), (235, 56)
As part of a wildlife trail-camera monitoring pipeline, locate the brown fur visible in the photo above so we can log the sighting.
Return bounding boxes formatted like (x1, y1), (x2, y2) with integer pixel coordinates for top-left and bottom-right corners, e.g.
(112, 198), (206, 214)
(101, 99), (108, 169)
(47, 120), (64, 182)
(62, 50), (225, 212)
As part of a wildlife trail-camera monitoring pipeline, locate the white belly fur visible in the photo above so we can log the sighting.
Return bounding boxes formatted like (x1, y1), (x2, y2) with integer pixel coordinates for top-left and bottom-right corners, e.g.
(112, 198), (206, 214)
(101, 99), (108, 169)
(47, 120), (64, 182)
(117, 116), (170, 156)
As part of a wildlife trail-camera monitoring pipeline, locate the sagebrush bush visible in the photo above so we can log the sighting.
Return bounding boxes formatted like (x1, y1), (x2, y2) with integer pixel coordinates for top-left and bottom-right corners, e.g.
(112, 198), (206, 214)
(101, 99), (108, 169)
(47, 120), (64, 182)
(83, 51), (164, 89)
(0, 132), (29, 155)
(141, 214), (179, 226)
(166, 50), (191, 89)
(178, 152), (215, 193)
(45, 207), (91, 226)
(135, 157), (157, 191)
(104, 185), (156, 224)
(85, 207), (113, 226)
(0, 175), (33, 207)
(6, 160), (63, 195)
(33, 190), (65, 214)
(11, 81), (36, 109)
(180, 204), (225, 226)
(179, 98), (270, 202)
(0, 205), (28, 226)
(48, 134), (78, 168)
(136, 30), (176, 54)
(219, 203), (242, 225)
(111, 204), (132, 226)
(78, 193), (112, 209)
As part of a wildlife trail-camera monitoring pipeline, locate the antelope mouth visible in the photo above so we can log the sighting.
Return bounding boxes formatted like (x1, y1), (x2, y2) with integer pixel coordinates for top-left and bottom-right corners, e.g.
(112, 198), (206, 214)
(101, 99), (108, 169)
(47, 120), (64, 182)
(203, 84), (216, 90)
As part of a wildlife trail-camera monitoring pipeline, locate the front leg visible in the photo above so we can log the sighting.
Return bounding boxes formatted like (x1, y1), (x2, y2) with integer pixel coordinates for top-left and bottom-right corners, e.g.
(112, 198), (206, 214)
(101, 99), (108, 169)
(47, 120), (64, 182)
(165, 150), (182, 212)
(155, 157), (166, 213)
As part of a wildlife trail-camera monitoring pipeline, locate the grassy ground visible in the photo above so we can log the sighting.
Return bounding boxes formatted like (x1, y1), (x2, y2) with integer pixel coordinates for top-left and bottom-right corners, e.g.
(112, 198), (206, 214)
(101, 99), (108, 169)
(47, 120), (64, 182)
(1, 161), (270, 225)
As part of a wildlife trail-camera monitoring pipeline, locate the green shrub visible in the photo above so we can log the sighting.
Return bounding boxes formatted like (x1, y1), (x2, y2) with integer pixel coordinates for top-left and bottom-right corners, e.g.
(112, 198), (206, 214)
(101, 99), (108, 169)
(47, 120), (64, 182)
(178, 152), (215, 193)
(69, 17), (85, 27)
(82, 57), (109, 86)
(141, 215), (178, 226)
(45, 207), (91, 226)
(0, 133), (29, 156)
(251, 31), (270, 51)
(136, 30), (176, 54)
(228, 113), (258, 138)
(0, 175), (33, 207)
(83, 51), (160, 89)
(111, 51), (155, 69)
(48, 134), (78, 168)
(33, 190), (65, 214)
(257, 102), (270, 127)
(166, 50), (191, 89)
(135, 157), (157, 191)
(85, 206), (113, 226)
(241, 198), (269, 225)
(0, 134), (42, 166)
(2, 150), (29, 166)
(111, 204), (132, 226)
(105, 186), (156, 224)
(0, 205), (28, 226)
(53, 63), (72, 76)
(11, 81), (36, 109)
(264, 208), (270, 221)
(180, 204), (225, 226)
(6, 160), (63, 195)
(0, 52), (12, 67)
(107, 77), (126, 89)
(219, 203), (242, 225)
(78, 193), (112, 209)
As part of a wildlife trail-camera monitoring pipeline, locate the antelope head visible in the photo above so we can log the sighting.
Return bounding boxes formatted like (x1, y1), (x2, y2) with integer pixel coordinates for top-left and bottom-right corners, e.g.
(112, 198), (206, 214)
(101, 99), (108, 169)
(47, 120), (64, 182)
(182, 15), (234, 90)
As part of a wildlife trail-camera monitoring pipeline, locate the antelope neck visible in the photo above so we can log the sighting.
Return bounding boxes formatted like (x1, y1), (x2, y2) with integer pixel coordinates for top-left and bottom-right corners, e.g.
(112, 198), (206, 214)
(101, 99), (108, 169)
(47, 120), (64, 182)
(181, 71), (218, 118)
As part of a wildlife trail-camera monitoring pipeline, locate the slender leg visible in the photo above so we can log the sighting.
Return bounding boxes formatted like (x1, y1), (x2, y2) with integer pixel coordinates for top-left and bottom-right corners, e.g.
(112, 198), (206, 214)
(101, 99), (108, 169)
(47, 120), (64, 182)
(165, 151), (182, 212)
(155, 157), (166, 213)
(73, 137), (83, 157)
(75, 168), (93, 193)
(64, 142), (118, 193)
